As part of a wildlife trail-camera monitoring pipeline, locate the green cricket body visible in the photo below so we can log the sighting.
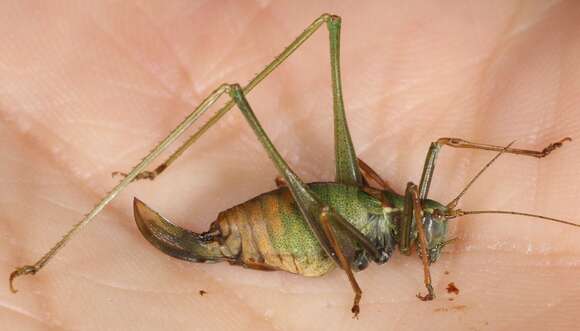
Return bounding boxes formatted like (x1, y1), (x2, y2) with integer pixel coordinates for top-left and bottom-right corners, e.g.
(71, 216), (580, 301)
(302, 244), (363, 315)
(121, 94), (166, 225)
(215, 182), (388, 276)
(133, 182), (449, 277)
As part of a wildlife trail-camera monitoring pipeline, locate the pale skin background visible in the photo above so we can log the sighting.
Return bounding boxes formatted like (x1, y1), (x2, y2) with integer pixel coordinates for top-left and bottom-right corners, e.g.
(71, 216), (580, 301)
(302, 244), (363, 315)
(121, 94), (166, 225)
(1, 1), (580, 330)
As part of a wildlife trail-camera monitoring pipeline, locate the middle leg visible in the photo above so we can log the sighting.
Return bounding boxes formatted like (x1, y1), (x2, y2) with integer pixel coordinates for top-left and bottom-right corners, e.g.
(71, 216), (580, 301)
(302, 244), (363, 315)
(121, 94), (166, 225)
(399, 182), (435, 301)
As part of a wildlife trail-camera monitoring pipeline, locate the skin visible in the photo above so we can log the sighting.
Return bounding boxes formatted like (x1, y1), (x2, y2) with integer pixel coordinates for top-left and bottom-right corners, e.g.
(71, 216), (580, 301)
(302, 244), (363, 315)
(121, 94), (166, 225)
(1, 1), (580, 330)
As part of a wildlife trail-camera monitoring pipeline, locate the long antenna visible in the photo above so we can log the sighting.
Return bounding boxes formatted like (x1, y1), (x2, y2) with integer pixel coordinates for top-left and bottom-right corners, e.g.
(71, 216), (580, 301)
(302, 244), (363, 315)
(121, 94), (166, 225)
(451, 209), (580, 228)
(446, 141), (515, 208)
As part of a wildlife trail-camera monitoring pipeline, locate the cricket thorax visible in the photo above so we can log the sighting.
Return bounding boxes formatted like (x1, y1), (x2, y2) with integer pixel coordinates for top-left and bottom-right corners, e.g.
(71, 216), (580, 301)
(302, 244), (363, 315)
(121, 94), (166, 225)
(373, 189), (451, 264)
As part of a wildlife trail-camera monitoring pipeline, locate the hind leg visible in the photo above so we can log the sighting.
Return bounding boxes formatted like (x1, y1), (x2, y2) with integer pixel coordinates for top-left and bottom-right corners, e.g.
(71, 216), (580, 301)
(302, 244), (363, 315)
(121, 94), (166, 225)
(227, 83), (386, 317)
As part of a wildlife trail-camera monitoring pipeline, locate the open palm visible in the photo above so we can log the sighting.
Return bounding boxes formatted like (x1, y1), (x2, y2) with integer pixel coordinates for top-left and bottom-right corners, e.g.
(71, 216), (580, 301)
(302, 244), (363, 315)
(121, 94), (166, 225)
(2, 2), (580, 330)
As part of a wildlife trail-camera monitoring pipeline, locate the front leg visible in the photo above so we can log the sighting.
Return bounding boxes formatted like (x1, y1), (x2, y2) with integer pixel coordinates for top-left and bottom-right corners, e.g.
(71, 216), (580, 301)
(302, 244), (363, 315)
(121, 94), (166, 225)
(418, 137), (571, 199)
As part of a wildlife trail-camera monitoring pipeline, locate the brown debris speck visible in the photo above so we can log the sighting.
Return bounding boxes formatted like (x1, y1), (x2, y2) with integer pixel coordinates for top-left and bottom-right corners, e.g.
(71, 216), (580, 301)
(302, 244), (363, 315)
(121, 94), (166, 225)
(199, 290), (207, 296)
(446, 282), (459, 295)
(434, 305), (467, 313)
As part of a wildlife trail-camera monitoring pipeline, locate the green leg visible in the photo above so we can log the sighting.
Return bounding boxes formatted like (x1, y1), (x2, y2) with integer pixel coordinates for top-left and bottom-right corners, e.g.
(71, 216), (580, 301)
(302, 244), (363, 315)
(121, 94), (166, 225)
(327, 17), (362, 186)
(418, 137), (571, 200)
(115, 15), (363, 188)
(228, 84), (380, 317)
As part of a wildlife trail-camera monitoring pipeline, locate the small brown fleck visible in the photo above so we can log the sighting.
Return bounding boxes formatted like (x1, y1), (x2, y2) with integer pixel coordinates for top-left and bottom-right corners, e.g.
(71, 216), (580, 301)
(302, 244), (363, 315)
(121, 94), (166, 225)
(448, 298), (454, 301)
(199, 290), (207, 296)
(446, 282), (459, 295)
(155, 163), (167, 173)
(434, 305), (467, 313)
(444, 270), (450, 275)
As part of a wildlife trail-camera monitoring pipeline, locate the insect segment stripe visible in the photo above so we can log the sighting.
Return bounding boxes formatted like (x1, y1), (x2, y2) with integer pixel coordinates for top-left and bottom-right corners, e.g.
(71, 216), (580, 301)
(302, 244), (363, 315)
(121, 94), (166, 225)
(216, 187), (336, 276)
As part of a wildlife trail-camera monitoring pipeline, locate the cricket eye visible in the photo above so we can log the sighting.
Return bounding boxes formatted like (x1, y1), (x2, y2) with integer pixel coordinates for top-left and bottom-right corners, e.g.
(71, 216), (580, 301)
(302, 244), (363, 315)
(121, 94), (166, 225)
(432, 209), (446, 222)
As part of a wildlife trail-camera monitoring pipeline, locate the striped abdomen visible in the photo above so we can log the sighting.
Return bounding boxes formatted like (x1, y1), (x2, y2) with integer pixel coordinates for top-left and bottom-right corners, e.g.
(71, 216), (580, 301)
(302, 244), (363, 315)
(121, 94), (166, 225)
(213, 183), (388, 277)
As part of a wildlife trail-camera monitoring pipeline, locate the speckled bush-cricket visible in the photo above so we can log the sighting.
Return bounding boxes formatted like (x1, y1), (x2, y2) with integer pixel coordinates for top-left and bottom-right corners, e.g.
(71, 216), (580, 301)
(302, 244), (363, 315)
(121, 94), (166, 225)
(9, 13), (580, 317)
